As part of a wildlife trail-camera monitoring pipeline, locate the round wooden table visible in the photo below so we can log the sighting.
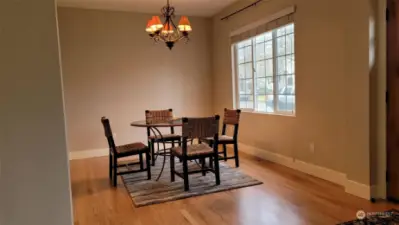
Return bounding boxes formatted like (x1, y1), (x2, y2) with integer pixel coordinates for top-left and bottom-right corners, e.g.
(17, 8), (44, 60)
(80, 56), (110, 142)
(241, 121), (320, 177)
(130, 118), (183, 181)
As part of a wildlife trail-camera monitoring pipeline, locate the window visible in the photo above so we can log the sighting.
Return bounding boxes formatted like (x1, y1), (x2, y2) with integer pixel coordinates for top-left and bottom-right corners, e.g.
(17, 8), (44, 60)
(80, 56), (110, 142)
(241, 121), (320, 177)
(234, 23), (295, 115)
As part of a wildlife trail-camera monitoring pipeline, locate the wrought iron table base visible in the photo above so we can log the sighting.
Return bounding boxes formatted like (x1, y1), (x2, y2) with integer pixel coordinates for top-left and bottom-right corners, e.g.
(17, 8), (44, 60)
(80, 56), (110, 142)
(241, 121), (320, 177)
(148, 126), (176, 181)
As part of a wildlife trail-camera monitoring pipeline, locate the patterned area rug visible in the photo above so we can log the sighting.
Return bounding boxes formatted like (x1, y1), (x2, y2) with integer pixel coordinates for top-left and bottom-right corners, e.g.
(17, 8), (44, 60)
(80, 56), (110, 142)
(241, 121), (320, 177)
(338, 209), (399, 225)
(121, 158), (262, 207)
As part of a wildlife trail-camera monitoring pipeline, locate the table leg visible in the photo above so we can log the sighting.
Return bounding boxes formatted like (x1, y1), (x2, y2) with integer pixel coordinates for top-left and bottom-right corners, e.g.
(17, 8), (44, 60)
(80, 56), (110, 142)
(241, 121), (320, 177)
(149, 127), (167, 181)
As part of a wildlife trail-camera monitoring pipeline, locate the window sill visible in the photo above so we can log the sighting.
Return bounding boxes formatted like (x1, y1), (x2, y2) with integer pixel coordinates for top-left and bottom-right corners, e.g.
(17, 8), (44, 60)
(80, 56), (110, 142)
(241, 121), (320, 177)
(240, 110), (296, 118)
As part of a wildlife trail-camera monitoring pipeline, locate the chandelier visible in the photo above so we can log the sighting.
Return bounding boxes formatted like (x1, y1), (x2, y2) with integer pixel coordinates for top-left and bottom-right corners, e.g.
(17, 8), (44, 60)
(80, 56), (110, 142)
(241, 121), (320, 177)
(145, 0), (192, 50)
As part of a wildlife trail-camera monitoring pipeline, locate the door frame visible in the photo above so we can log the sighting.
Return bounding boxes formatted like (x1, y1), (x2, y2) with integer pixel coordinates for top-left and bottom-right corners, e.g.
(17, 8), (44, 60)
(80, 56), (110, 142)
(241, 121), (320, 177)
(386, 0), (399, 202)
(370, 0), (387, 201)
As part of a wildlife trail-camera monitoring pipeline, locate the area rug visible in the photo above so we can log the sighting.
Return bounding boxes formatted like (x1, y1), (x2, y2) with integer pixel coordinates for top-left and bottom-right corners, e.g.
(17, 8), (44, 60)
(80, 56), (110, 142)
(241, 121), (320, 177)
(337, 209), (399, 225)
(121, 158), (262, 207)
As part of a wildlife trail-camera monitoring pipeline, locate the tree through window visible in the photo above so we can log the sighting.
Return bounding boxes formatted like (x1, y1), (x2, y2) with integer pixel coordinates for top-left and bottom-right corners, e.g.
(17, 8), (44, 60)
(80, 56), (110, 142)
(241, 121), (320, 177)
(234, 23), (295, 115)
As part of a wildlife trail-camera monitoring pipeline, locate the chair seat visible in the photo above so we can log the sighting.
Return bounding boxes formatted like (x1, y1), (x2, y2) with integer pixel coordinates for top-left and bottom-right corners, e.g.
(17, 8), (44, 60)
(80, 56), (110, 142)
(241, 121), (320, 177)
(203, 135), (234, 142)
(171, 143), (214, 157)
(115, 142), (148, 155)
(149, 133), (181, 141)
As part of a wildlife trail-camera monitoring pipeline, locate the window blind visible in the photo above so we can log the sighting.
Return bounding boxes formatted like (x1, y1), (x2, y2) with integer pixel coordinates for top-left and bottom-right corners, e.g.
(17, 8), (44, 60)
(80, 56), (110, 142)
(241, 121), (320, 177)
(230, 7), (296, 44)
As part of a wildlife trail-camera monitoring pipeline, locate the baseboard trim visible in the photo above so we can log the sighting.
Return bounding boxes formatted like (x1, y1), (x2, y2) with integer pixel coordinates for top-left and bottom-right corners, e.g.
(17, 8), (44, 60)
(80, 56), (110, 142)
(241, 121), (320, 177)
(240, 143), (294, 168)
(294, 159), (347, 186)
(346, 179), (371, 200)
(238, 142), (370, 199)
(69, 148), (108, 160)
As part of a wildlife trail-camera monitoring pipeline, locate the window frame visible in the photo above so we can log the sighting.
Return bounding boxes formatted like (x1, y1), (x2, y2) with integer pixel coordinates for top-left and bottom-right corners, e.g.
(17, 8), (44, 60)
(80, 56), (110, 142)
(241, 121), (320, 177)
(233, 23), (296, 116)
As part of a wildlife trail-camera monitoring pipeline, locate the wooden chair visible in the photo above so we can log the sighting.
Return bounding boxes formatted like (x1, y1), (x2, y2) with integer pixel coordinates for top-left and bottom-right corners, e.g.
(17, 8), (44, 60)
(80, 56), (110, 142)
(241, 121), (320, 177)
(101, 117), (151, 187)
(145, 109), (181, 166)
(202, 108), (241, 167)
(170, 115), (220, 191)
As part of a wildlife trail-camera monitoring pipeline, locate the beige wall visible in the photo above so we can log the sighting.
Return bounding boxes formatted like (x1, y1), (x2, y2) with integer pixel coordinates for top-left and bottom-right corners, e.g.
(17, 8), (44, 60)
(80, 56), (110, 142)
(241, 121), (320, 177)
(57, 7), (213, 152)
(0, 0), (73, 225)
(212, 0), (373, 185)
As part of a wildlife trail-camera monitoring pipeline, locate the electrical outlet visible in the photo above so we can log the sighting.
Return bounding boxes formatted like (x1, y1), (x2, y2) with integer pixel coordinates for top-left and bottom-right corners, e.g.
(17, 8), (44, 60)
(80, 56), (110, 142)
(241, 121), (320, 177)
(309, 142), (315, 153)
(113, 133), (117, 138)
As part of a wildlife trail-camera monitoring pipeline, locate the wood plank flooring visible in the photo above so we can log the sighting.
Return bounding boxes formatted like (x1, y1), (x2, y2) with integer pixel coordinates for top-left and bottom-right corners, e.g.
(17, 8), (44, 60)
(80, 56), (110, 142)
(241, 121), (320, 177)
(70, 151), (398, 225)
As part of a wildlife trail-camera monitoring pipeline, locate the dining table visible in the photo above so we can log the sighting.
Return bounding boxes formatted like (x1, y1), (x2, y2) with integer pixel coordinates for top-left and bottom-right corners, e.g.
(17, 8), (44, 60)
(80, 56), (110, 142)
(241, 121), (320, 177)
(130, 118), (183, 181)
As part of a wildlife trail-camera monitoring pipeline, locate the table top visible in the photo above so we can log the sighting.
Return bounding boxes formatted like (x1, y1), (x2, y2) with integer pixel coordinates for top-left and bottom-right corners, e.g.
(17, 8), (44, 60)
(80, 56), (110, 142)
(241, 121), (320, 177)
(130, 118), (183, 128)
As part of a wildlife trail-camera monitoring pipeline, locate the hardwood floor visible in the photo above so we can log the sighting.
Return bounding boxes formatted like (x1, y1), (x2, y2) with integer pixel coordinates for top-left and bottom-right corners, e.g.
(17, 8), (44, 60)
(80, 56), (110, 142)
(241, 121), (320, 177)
(70, 151), (397, 225)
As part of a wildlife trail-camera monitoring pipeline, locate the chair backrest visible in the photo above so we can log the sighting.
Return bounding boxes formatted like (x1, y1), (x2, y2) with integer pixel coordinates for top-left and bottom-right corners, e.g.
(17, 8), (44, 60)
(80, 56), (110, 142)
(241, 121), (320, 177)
(223, 108), (241, 125)
(101, 117), (116, 150)
(182, 115), (220, 139)
(145, 109), (173, 123)
(145, 109), (175, 136)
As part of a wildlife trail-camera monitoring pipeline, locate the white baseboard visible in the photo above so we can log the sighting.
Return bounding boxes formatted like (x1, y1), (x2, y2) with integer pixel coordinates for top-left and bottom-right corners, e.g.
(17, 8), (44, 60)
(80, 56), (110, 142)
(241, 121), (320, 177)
(346, 180), (371, 200)
(240, 143), (294, 168)
(294, 159), (347, 186)
(238, 142), (370, 200)
(69, 148), (108, 160)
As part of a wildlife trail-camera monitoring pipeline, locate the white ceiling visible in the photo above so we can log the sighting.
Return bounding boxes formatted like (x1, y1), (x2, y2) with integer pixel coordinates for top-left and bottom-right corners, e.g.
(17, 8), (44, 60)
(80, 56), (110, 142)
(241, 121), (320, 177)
(57, 0), (239, 17)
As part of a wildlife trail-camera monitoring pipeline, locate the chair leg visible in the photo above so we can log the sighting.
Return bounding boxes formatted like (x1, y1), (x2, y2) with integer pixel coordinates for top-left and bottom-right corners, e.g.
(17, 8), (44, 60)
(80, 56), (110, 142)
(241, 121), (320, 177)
(146, 151), (151, 180)
(178, 140), (182, 163)
(170, 154), (175, 182)
(201, 157), (206, 176)
(151, 141), (155, 166)
(139, 153), (144, 170)
(234, 141), (239, 167)
(208, 142), (213, 169)
(214, 153), (221, 186)
(113, 155), (117, 187)
(109, 152), (112, 180)
(183, 158), (189, 191)
(223, 144), (227, 161)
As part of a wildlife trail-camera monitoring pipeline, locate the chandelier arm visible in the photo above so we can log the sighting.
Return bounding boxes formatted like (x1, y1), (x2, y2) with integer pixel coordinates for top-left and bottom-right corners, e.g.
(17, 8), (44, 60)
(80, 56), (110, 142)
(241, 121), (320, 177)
(163, 19), (171, 42)
(158, 33), (166, 42)
(169, 7), (175, 18)
(177, 35), (188, 42)
(161, 4), (173, 18)
(169, 15), (178, 30)
(170, 15), (182, 42)
(163, 17), (169, 27)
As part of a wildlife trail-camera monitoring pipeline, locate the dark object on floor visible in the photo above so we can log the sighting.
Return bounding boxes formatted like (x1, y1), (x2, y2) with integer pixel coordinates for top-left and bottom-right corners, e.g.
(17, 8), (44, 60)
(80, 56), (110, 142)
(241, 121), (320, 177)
(337, 209), (399, 225)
